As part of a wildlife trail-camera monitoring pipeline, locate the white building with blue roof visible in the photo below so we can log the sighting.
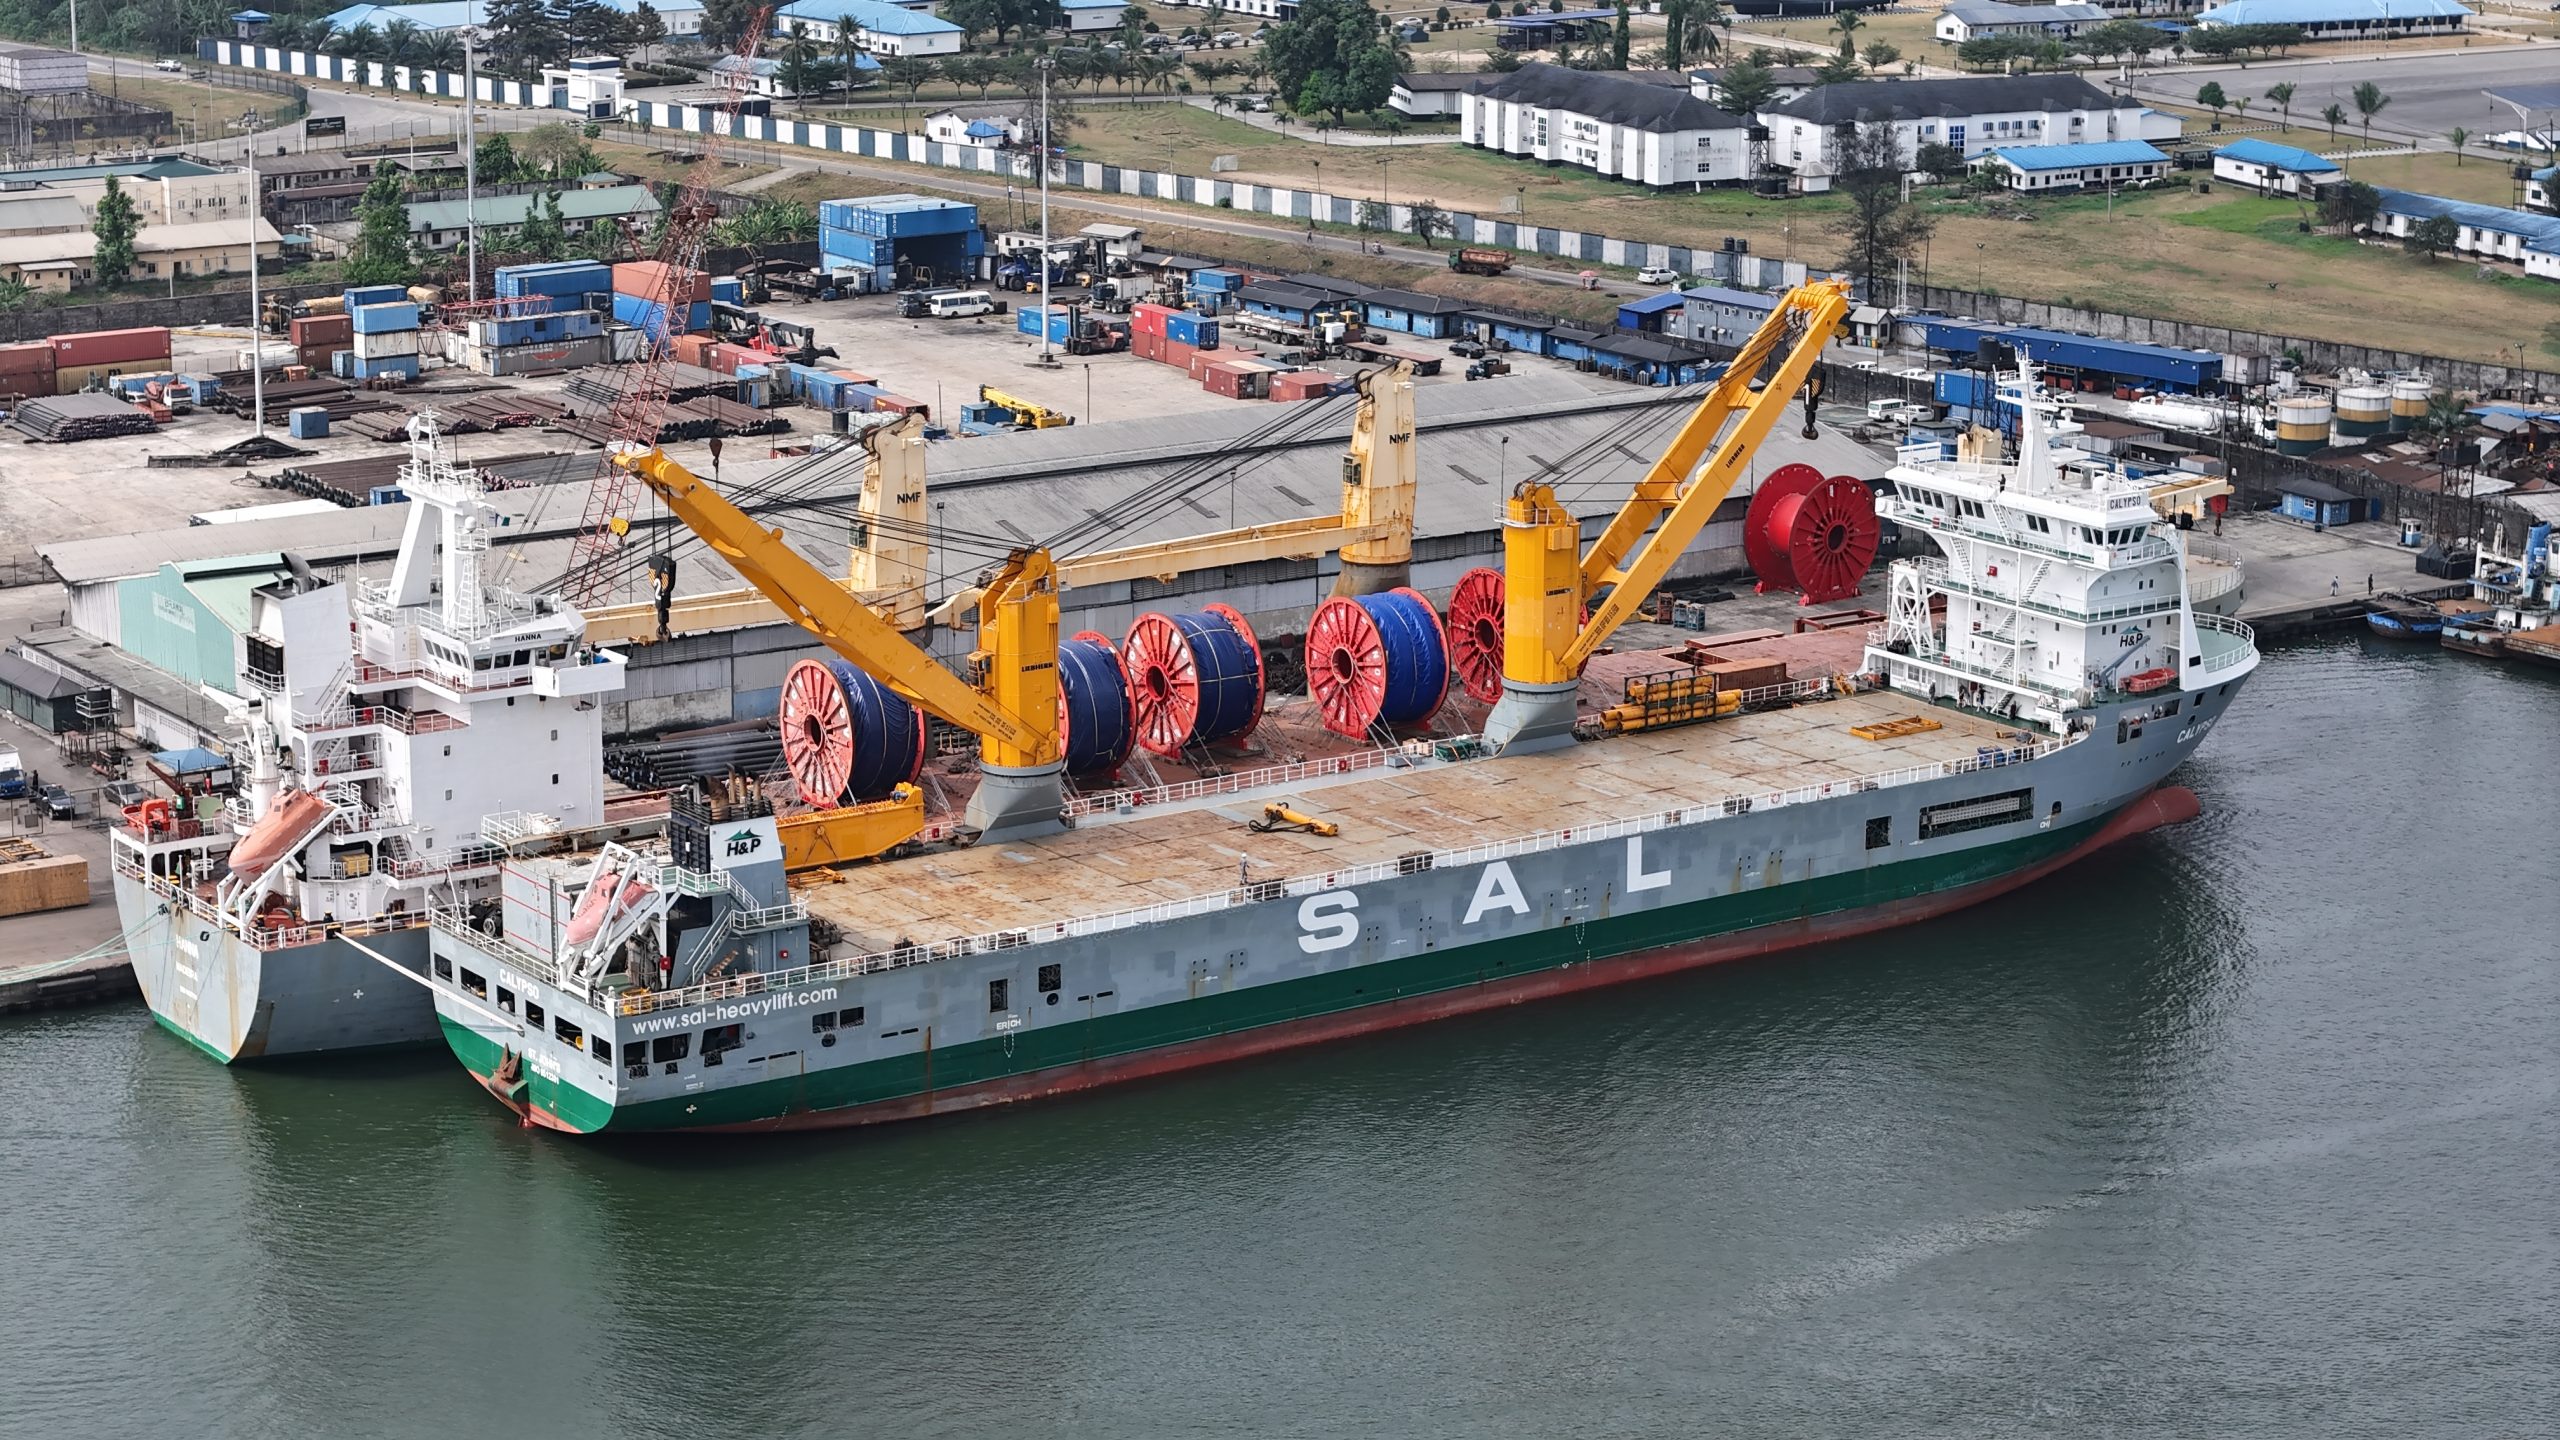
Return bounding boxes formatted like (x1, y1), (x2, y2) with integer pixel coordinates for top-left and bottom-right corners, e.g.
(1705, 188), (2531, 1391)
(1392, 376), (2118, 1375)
(323, 0), (705, 36)
(2369, 187), (2560, 279)
(1059, 0), (1131, 30)
(2212, 138), (2345, 197)
(1983, 139), (2170, 191)
(2192, 0), (2470, 38)
(773, 0), (964, 55)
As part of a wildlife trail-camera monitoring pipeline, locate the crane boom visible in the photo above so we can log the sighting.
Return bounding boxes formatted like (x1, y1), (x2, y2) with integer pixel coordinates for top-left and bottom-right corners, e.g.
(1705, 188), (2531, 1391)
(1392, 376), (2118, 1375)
(1481, 278), (1851, 752)
(558, 6), (774, 608)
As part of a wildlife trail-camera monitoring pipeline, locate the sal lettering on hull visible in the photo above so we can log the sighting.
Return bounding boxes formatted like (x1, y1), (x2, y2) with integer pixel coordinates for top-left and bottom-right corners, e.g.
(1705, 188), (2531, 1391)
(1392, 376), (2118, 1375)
(1300, 836), (1677, 949)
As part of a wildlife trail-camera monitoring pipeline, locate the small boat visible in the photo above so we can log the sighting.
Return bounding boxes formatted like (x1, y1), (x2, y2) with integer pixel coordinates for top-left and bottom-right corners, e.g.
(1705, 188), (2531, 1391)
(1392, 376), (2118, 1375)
(2442, 616), (2509, 658)
(2365, 596), (2443, 638)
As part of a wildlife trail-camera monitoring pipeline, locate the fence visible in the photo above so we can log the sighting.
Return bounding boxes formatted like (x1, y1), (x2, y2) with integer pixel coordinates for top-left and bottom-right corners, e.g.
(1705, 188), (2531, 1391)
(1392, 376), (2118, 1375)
(0, 280), (340, 345)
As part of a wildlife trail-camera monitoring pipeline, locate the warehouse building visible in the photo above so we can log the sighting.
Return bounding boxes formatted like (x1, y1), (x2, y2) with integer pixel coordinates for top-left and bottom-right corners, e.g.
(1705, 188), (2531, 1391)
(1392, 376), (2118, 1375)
(770, 0), (965, 56)
(2211, 138), (2344, 197)
(1982, 139), (2171, 192)
(400, 184), (660, 252)
(1935, 1), (2111, 43)
(1918, 319), (2225, 392)
(2368, 188), (2560, 278)
(2192, 0), (2471, 37)
(1460, 63), (1753, 189)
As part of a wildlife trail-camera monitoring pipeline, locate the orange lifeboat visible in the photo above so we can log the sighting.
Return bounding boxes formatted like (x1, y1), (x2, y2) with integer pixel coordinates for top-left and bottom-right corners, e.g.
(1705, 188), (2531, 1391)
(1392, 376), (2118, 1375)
(226, 789), (335, 879)
(563, 865), (655, 948)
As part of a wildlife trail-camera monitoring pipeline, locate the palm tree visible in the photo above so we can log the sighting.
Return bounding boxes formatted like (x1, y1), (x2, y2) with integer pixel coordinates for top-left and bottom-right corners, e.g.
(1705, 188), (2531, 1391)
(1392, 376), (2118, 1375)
(1832, 7), (1863, 59)
(381, 17), (420, 64)
(2234, 96), (2252, 127)
(419, 31), (463, 73)
(2265, 81), (2294, 134)
(2351, 80), (2390, 147)
(2321, 102), (2345, 143)
(2449, 126), (2469, 165)
(833, 29), (864, 99)
(777, 22), (819, 105)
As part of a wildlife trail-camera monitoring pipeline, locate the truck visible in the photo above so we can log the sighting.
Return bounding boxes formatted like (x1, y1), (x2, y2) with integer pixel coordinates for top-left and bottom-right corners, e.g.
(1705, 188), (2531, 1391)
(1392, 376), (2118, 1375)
(1447, 248), (1513, 277)
(0, 746), (26, 800)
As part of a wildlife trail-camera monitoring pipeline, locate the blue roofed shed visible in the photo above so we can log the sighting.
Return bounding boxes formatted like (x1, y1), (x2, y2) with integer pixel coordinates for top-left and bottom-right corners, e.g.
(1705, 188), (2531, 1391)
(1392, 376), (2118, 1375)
(2213, 137), (2345, 196)
(2194, 0), (2470, 36)
(1920, 319), (2223, 391)
(1616, 291), (1686, 334)
(1985, 140), (2170, 191)
(1678, 285), (1778, 345)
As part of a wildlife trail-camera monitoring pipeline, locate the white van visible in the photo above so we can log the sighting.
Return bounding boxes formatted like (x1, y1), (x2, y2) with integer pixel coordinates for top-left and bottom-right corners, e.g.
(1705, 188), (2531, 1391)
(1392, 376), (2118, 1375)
(926, 290), (996, 319)
(155, 58), (185, 72)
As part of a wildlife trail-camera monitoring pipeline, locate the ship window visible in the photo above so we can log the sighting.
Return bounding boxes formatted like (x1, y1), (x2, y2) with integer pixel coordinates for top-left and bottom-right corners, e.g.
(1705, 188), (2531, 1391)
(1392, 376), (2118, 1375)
(554, 1015), (582, 1048)
(989, 978), (1009, 1012)
(497, 987), (516, 1014)
(1919, 787), (2034, 840)
(590, 1032), (610, 1061)
(433, 955), (452, 980)
(811, 1011), (836, 1033)
(525, 1000), (545, 1027)
(1038, 963), (1061, 993)
(701, 1023), (742, 1065)
(461, 968), (486, 998)
(837, 1006), (864, 1028)
(1865, 816), (1891, 849)
(651, 1034), (690, 1063)
(622, 1040), (646, 1066)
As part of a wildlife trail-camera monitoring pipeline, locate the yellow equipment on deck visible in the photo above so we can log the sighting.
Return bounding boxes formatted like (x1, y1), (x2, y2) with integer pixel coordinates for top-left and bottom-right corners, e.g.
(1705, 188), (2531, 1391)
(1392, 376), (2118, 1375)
(1482, 280), (1852, 752)
(979, 384), (1073, 429)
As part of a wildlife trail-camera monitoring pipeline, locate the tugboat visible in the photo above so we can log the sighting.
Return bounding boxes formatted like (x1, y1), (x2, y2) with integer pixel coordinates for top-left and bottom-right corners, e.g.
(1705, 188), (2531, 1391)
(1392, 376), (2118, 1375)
(2440, 523), (2554, 659)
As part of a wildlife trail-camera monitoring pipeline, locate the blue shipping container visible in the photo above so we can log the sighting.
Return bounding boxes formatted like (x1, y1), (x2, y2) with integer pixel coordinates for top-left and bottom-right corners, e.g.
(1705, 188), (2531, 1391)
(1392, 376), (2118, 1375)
(343, 284), (407, 309)
(494, 261), (609, 300)
(287, 406), (330, 439)
(710, 276), (743, 304)
(611, 293), (709, 341)
(349, 354), (419, 382)
(351, 301), (421, 334)
(1194, 269), (1241, 292)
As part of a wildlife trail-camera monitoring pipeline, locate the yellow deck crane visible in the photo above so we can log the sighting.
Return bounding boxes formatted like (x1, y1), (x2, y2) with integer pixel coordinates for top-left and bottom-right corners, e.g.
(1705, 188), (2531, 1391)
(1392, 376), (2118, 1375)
(1481, 279), (1853, 752)
(586, 366), (1422, 647)
(609, 445), (1070, 857)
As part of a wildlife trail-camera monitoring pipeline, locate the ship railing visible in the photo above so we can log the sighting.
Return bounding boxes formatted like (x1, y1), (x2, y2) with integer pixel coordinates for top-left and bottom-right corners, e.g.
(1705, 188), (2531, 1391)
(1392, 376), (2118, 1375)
(606, 731), (2081, 1019)
(428, 905), (565, 982)
(1910, 559), (2185, 626)
(296, 703), (471, 736)
(382, 841), (506, 880)
(2187, 562), (2244, 606)
(2193, 614), (2256, 672)
(240, 664), (286, 695)
(119, 852), (420, 951)
(1061, 740), (1433, 819)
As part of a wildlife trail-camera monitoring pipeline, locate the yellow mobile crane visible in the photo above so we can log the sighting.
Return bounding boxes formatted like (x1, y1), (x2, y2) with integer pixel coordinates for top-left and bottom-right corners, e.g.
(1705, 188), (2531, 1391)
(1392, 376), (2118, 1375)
(1482, 279), (1852, 752)
(609, 445), (1070, 856)
(978, 384), (1075, 429)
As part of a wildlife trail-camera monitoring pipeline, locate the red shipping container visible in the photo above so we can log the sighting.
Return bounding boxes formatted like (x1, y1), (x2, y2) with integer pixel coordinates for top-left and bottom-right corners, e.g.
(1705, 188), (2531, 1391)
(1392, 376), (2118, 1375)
(612, 261), (711, 304)
(298, 343), (343, 370)
(1131, 330), (1160, 363)
(51, 326), (170, 368)
(829, 370), (876, 386)
(1163, 339), (1195, 372)
(0, 339), (51, 376)
(1132, 302), (1176, 338)
(872, 394), (928, 419)
(290, 314), (353, 346)
(669, 333), (716, 368)
(1203, 362), (1248, 400)
(704, 343), (760, 376)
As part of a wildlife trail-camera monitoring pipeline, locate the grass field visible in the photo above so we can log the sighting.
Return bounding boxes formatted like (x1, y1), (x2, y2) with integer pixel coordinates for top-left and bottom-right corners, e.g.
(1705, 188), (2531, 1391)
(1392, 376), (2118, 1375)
(89, 73), (292, 139)
(1733, 3), (1949, 63)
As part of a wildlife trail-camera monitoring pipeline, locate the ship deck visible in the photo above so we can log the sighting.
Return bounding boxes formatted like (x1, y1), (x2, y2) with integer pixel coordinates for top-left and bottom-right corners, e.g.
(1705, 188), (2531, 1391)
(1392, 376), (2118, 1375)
(798, 679), (2036, 955)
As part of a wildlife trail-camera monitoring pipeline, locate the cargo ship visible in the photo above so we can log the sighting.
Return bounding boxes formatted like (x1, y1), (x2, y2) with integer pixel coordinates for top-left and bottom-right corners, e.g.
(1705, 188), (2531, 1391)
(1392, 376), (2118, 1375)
(111, 416), (649, 1061)
(418, 286), (2258, 1134)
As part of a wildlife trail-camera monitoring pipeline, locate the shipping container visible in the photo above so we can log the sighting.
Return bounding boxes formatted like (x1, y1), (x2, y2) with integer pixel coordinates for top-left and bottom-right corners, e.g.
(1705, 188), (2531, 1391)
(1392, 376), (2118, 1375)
(610, 293), (710, 343)
(670, 333), (717, 368)
(704, 342), (764, 376)
(1133, 302), (1176, 338)
(355, 328), (421, 360)
(350, 301), (421, 334)
(605, 324), (646, 365)
(872, 393), (928, 418)
(478, 336), (608, 376)
(710, 275), (744, 305)
(50, 326), (170, 368)
(342, 284), (408, 310)
(1193, 269), (1242, 293)
(289, 314), (352, 346)
(287, 406), (331, 439)
(1164, 338), (1196, 373)
(494, 260), (611, 300)
(348, 353), (420, 382)
(297, 343), (343, 372)
(612, 260), (711, 304)
(829, 370), (876, 386)
(1132, 329), (1163, 363)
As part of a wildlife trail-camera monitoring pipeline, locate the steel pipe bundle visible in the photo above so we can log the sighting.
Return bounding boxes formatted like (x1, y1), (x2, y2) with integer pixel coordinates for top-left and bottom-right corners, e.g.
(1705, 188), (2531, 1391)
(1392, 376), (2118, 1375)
(778, 658), (924, 807)
(1304, 588), (1450, 739)
(1123, 604), (1265, 758)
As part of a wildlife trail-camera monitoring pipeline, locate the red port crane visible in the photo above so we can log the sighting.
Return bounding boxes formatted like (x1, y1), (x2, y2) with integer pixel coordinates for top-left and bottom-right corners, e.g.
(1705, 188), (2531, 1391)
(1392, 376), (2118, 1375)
(558, 5), (775, 607)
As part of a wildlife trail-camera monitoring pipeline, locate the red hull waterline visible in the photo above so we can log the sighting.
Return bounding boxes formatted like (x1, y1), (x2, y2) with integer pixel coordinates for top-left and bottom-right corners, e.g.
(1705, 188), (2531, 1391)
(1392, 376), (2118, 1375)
(491, 786), (2203, 1134)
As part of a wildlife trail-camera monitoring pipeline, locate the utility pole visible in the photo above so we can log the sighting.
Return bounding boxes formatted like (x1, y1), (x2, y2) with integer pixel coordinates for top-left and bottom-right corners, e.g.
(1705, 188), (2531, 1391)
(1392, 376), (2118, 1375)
(1036, 56), (1055, 366)
(464, 31), (481, 304)
(247, 121), (265, 437)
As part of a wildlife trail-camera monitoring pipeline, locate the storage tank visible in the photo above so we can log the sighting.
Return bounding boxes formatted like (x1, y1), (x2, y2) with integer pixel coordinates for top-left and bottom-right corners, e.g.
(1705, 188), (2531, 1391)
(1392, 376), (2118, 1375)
(2127, 398), (2220, 434)
(2388, 377), (2432, 434)
(2275, 394), (2332, 455)
(2335, 384), (2391, 438)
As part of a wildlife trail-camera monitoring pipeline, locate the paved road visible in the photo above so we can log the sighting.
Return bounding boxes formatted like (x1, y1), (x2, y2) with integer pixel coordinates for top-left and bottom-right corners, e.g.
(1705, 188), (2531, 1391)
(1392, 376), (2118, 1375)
(2124, 45), (2560, 147)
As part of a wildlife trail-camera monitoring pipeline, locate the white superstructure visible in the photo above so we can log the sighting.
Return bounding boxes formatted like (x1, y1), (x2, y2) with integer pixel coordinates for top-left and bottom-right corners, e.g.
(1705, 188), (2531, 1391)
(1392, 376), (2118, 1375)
(1866, 367), (2257, 728)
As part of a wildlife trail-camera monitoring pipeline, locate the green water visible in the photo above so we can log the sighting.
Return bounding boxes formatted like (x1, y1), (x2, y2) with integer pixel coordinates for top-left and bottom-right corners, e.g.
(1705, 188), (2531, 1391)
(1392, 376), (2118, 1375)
(3, 640), (2553, 1438)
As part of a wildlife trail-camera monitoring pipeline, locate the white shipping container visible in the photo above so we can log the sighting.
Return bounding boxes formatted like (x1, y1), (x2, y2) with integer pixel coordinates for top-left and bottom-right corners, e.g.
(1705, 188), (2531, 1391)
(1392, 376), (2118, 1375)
(355, 328), (421, 360)
(237, 343), (297, 370)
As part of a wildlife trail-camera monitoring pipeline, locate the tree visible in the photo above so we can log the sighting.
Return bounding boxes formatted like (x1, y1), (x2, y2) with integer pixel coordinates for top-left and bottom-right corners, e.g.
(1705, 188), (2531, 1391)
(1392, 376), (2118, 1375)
(630, 3), (669, 56)
(945, 54), (996, 98)
(1486, 46), (1523, 72)
(381, 17), (421, 63)
(880, 56), (941, 114)
(1663, 0), (1694, 67)
(837, 30), (870, 94)
(1357, 196), (1391, 230)
(2449, 126), (2470, 166)
(1862, 40), (1900, 71)
(2233, 96), (2251, 126)
(2318, 178), (2380, 228)
(1828, 121), (1932, 301)
(1407, 198), (1452, 248)
(2351, 80), (2390, 146)
(2265, 81), (2294, 132)
(2196, 80), (2228, 122)
(2403, 213), (2457, 263)
(515, 187), (571, 260)
(778, 22), (824, 101)
(700, 0), (764, 47)
(1816, 49), (1863, 85)
(345, 161), (413, 287)
(518, 121), (596, 178)
(475, 133), (521, 185)
(1715, 48), (1778, 114)
(1611, 0), (1631, 70)
(1832, 7), (1863, 58)
(0, 274), (29, 312)
(1265, 0), (1400, 124)
(91, 175), (141, 288)
(2320, 102), (2345, 142)
(1913, 139), (1966, 180)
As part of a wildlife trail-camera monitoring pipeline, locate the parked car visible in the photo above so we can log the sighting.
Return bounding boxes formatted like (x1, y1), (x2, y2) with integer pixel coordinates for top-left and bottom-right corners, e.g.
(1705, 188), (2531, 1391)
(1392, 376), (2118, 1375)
(38, 783), (78, 820)
(102, 779), (147, 811)
(1636, 266), (1682, 286)
(155, 58), (185, 72)
(1248, 95), (1271, 112)
(1216, 31), (1243, 46)
(1448, 338), (1487, 359)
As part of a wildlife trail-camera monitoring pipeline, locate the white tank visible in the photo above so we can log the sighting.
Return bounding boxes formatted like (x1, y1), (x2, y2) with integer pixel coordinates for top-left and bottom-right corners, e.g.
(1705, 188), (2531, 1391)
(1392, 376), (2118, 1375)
(2128, 398), (2220, 434)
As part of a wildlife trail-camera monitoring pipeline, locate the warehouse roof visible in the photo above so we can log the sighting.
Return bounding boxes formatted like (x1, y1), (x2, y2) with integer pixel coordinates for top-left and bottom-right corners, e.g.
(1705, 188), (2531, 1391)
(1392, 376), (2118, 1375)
(2214, 137), (2343, 173)
(2373, 187), (2560, 251)
(1470, 63), (1747, 133)
(1990, 140), (2169, 170)
(773, 0), (964, 35)
(0, 158), (223, 185)
(2194, 0), (2471, 23)
(1943, 1), (2110, 24)
(1680, 285), (1781, 310)
(1359, 288), (1474, 315)
(2277, 476), (2357, 502)
(0, 650), (86, 702)
(403, 184), (661, 233)
(1768, 74), (2119, 124)
(1618, 292), (1687, 316)
(0, 218), (283, 268)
